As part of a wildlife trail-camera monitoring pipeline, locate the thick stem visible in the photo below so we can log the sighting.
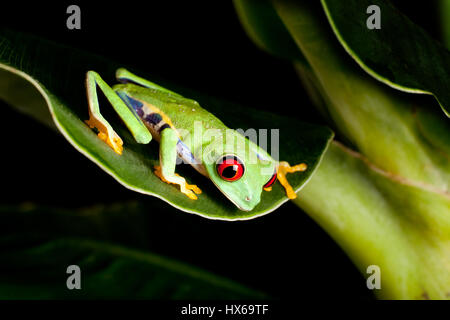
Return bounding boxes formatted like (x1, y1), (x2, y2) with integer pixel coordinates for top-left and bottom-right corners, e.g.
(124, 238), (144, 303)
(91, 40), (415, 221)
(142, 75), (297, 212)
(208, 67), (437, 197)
(274, 0), (449, 191)
(294, 141), (450, 299)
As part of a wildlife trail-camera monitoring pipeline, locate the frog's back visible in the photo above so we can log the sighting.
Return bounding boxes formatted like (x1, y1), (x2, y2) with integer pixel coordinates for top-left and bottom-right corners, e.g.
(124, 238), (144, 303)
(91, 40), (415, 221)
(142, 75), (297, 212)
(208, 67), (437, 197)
(113, 83), (229, 176)
(115, 83), (227, 139)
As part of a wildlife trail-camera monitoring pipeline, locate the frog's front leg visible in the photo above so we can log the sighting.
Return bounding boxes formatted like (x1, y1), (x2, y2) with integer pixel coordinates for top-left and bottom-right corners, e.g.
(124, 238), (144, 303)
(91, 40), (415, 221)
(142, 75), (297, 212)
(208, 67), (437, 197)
(277, 161), (307, 199)
(154, 128), (202, 200)
(85, 71), (152, 154)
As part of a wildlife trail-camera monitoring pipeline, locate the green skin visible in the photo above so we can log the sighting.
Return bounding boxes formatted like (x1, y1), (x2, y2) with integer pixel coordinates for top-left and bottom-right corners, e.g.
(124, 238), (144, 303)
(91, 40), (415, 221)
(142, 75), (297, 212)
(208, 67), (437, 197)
(85, 68), (279, 211)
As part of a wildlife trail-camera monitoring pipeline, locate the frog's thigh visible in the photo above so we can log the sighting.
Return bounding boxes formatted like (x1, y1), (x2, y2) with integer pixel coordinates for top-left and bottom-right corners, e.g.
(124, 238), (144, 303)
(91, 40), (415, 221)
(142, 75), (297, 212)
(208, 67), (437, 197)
(154, 128), (202, 200)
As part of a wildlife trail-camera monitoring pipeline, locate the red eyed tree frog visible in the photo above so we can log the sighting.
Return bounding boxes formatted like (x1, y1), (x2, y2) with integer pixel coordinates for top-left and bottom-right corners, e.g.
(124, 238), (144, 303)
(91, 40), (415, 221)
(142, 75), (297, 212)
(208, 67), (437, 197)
(85, 68), (307, 211)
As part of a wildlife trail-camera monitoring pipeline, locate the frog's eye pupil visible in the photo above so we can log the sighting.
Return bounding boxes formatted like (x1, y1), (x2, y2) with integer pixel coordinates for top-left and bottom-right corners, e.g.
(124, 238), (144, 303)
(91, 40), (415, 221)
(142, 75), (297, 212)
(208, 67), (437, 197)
(222, 165), (238, 179)
(216, 156), (244, 181)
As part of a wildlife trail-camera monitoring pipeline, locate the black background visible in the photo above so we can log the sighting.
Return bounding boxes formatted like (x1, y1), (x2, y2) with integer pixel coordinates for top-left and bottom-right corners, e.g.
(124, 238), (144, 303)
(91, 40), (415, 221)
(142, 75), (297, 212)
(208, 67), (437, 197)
(0, 1), (443, 301)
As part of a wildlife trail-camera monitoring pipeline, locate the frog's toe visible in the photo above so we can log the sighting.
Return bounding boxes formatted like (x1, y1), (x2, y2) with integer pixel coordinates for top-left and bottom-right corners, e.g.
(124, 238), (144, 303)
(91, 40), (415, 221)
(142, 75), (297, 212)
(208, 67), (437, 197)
(153, 165), (201, 200)
(100, 131), (123, 155)
(281, 162), (307, 173)
(85, 118), (123, 155)
(182, 188), (199, 200)
(186, 183), (202, 195)
(277, 161), (307, 199)
(179, 181), (202, 199)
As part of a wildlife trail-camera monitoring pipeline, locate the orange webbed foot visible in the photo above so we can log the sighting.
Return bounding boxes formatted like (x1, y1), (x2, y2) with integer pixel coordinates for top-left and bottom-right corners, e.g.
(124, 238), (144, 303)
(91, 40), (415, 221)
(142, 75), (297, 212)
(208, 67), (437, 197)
(276, 161), (307, 199)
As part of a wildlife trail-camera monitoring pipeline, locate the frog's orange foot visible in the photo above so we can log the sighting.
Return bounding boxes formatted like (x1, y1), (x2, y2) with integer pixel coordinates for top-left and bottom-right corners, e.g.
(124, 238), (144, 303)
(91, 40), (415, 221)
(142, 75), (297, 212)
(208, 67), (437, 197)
(153, 165), (169, 183)
(277, 161), (307, 199)
(183, 182), (202, 199)
(85, 117), (123, 155)
(153, 165), (202, 200)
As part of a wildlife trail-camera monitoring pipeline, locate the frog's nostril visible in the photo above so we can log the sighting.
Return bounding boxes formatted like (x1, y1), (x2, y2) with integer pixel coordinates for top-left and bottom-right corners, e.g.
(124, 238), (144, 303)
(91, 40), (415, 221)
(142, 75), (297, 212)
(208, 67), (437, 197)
(245, 196), (251, 201)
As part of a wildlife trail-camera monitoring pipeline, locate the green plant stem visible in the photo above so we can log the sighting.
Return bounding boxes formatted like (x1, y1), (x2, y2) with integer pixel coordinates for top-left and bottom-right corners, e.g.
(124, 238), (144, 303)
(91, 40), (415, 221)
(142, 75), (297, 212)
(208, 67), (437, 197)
(273, 0), (449, 190)
(294, 141), (450, 299)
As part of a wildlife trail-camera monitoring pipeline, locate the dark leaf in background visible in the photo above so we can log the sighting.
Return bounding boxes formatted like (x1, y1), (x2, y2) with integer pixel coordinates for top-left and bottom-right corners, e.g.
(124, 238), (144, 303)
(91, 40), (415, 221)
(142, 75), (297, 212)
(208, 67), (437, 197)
(322, 0), (450, 117)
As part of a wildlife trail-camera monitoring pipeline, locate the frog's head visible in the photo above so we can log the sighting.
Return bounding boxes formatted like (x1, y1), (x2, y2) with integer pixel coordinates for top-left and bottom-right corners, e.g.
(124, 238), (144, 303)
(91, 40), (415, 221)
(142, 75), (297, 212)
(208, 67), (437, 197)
(202, 131), (277, 211)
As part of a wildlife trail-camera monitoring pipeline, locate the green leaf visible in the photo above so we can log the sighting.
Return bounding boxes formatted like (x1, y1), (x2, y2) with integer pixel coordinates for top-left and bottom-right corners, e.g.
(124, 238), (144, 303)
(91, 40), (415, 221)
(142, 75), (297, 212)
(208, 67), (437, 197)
(441, 0), (450, 49)
(0, 28), (333, 220)
(0, 203), (267, 299)
(234, 0), (450, 299)
(415, 106), (450, 156)
(233, 0), (306, 62)
(321, 0), (450, 117)
(270, 0), (450, 193)
(295, 141), (450, 299)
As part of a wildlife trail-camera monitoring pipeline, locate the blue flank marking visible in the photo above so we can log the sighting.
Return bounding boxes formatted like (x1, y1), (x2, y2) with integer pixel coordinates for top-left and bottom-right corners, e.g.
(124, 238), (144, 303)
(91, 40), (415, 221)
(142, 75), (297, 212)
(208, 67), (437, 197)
(116, 91), (144, 120)
(177, 140), (196, 163)
(158, 123), (171, 133)
(145, 113), (162, 125)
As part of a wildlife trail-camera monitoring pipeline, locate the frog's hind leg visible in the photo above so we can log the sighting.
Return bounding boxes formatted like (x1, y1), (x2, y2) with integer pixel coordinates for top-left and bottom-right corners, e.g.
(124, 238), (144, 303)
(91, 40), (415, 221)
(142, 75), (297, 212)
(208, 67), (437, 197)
(115, 68), (182, 97)
(277, 161), (307, 199)
(85, 71), (152, 155)
(154, 127), (202, 200)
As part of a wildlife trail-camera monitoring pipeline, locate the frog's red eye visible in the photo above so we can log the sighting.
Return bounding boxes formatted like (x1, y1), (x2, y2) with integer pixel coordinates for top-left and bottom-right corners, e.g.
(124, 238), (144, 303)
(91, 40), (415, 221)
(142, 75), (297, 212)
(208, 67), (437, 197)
(264, 172), (277, 189)
(216, 155), (244, 181)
